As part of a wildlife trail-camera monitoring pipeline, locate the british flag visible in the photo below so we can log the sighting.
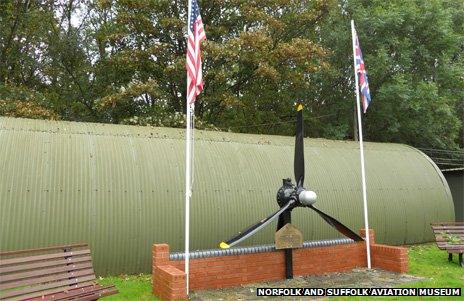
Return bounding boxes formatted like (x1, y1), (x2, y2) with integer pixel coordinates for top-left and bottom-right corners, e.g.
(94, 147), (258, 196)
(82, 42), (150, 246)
(186, 0), (206, 104)
(354, 30), (371, 113)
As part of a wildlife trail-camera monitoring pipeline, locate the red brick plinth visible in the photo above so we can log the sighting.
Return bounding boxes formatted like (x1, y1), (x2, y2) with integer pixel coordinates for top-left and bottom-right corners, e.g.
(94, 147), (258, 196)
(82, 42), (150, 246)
(152, 229), (408, 301)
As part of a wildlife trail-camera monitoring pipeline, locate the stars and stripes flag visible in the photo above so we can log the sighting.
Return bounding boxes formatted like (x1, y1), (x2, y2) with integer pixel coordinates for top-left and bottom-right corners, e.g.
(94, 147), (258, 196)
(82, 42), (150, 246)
(353, 29), (371, 113)
(186, 0), (206, 104)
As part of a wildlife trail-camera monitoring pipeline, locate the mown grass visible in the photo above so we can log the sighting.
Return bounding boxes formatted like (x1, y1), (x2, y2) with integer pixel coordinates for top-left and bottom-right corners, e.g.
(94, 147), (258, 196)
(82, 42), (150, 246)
(333, 244), (464, 301)
(98, 274), (158, 300)
(405, 244), (463, 289)
(98, 244), (463, 300)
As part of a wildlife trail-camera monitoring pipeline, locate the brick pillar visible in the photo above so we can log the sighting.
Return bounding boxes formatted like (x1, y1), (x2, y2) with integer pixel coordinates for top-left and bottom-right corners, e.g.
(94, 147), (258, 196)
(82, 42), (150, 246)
(359, 229), (375, 244)
(153, 244), (170, 268)
(153, 265), (187, 300)
(152, 243), (187, 301)
(152, 244), (169, 297)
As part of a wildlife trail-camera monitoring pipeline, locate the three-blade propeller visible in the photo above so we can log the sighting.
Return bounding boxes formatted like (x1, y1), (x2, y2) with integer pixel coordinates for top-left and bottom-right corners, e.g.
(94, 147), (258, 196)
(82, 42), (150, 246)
(220, 104), (363, 249)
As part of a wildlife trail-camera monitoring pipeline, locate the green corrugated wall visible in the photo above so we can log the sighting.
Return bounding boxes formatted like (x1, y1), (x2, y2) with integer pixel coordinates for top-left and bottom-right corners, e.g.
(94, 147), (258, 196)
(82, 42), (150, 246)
(0, 117), (454, 275)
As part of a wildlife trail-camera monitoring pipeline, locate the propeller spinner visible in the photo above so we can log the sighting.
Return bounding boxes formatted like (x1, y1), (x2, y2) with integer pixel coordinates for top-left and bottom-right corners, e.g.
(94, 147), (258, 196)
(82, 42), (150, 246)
(220, 104), (363, 250)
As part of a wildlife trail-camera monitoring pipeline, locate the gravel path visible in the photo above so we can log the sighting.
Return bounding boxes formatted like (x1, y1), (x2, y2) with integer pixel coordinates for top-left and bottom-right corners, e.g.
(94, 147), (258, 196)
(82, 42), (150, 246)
(189, 268), (424, 300)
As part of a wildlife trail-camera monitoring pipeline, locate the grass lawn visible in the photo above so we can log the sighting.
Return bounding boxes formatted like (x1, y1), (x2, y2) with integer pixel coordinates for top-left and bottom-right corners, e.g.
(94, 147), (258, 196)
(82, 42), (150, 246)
(333, 244), (464, 301)
(405, 244), (463, 289)
(98, 274), (158, 301)
(98, 244), (463, 300)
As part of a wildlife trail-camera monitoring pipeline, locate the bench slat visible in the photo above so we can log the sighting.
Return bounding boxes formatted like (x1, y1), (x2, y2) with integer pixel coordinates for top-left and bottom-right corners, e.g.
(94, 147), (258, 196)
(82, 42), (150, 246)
(432, 233), (464, 237)
(0, 263), (93, 289)
(432, 226), (464, 231)
(0, 244), (117, 301)
(0, 250), (90, 267)
(434, 237), (464, 241)
(72, 293), (110, 301)
(432, 232), (464, 236)
(435, 244), (464, 247)
(431, 222), (464, 224)
(0, 244), (88, 257)
(0, 262), (93, 283)
(4, 281), (97, 301)
(68, 290), (116, 301)
(28, 285), (117, 301)
(435, 238), (463, 242)
(1, 268), (95, 290)
(440, 249), (464, 253)
(437, 243), (464, 248)
(0, 256), (92, 275)
(436, 244), (464, 249)
(0, 275), (96, 299)
(431, 222), (464, 256)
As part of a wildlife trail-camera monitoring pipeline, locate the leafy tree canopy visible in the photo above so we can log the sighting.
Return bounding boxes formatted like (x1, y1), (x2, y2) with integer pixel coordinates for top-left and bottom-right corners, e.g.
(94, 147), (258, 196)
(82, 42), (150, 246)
(0, 0), (462, 149)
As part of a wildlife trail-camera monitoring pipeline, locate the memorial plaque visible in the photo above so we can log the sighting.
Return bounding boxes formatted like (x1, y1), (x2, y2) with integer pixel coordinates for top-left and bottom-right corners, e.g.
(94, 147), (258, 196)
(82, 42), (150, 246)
(275, 223), (303, 249)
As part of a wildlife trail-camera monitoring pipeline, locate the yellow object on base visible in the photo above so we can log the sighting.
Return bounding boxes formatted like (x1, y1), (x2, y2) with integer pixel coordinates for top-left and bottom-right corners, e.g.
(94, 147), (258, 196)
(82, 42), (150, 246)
(219, 242), (230, 249)
(297, 104), (304, 111)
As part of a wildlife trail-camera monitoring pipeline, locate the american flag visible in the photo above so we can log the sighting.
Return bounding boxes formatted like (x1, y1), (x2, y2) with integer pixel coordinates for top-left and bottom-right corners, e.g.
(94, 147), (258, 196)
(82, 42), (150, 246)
(354, 29), (371, 113)
(186, 0), (206, 104)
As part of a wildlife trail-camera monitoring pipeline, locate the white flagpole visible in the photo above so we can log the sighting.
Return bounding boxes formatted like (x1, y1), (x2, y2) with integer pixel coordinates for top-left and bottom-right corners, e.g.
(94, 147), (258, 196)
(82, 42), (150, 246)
(185, 0), (192, 292)
(351, 19), (371, 269)
(184, 104), (192, 294)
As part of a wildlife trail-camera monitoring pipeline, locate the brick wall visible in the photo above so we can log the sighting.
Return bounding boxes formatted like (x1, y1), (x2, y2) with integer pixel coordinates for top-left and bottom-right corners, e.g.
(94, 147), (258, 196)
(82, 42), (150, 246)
(371, 244), (408, 273)
(152, 229), (408, 301)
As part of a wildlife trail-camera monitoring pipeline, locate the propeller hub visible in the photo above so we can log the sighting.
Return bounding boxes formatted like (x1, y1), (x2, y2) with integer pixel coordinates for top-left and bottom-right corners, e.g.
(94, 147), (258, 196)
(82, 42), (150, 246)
(298, 189), (317, 206)
(276, 178), (296, 207)
(277, 179), (317, 208)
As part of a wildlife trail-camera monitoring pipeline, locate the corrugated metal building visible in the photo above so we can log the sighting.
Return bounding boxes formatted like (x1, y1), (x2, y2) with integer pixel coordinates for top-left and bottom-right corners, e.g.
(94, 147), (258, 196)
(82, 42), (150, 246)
(443, 169), (463, 222)
(0, 117), (454, 275)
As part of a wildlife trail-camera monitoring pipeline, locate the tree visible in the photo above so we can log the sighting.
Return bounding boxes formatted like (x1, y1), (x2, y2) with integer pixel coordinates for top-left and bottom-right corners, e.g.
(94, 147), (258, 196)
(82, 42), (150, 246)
(0, 0), (462, 149)
(0, 0), (100, 121)
(315, 0), (463, 148)
(90, 0), (334, 131)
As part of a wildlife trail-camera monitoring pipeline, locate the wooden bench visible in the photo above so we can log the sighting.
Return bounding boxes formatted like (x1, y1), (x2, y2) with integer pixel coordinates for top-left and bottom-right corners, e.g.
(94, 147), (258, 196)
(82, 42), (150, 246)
(0, 243), (118, 300)
(430, 222), (464, 267)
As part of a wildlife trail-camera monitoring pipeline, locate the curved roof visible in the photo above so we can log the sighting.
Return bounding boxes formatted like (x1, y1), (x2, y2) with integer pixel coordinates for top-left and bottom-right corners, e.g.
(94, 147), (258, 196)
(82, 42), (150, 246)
(0, 117), (454, 274)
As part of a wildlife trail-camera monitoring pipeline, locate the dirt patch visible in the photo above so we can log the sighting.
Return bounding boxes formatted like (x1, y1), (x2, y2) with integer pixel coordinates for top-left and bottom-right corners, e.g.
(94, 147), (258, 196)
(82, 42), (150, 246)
(189, 268), (424, 300)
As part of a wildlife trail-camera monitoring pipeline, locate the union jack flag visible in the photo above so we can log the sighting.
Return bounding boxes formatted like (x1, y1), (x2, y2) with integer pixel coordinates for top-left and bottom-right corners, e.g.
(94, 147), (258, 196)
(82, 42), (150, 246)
(354, 29), (371, 113)
(186, 0), (206, 104)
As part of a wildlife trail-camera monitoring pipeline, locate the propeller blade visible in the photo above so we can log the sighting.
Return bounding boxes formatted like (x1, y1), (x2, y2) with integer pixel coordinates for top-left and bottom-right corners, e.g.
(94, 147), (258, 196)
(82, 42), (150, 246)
(294, 104), (305, 187)
(277, 214), (285, 231)
(276, 209), (291, 231)
(309, 205), (364, 241)
(220, 200), (296, 249)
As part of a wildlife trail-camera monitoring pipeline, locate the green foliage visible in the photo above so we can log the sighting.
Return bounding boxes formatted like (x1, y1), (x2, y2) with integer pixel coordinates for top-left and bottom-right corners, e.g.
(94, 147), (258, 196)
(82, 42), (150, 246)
(349, 0), (463, 149)
(315, 0), (464, 148)
(0, 0), (462, 149)
(0, 84), (59, 119)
